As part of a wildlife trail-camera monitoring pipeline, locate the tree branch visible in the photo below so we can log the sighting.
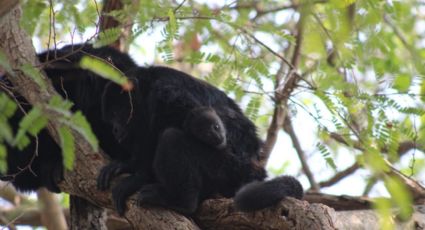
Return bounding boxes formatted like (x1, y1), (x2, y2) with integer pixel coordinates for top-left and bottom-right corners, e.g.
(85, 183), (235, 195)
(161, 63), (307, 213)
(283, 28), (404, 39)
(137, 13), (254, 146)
(260, 11), (304, 166)
(197, 198), (338, 230)
(304, 192), (372, 210)
(283, 115), (319, 191)
(318, 134), (421, 189)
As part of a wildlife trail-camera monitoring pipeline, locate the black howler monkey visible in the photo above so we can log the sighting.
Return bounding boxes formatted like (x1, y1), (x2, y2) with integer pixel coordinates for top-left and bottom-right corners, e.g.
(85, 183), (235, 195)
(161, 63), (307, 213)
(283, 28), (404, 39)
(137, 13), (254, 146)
(98, 59), (303, 214)
(97, 64), (273, 214)
(139, 107), (303, 214)
(1, 44), (303, 216)
(137, 106), (228, 214)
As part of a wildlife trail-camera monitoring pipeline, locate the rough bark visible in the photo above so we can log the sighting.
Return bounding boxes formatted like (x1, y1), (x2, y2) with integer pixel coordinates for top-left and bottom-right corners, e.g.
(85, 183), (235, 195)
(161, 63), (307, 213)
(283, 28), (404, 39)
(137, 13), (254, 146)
(69, 192), (106, 229)
(197, 198), (338, 230)
(70, 196), (107, 230)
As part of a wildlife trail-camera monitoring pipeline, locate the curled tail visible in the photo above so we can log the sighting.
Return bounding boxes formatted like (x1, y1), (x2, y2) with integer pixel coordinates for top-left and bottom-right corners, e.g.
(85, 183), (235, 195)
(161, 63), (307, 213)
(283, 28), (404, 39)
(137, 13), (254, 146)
(234, 175), (303, 212)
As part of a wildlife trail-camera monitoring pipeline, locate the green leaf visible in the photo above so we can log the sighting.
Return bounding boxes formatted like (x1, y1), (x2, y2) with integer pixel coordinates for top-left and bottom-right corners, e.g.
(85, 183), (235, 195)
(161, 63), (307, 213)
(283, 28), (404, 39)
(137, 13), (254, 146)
(93, 28), (121, 48)
(244, 96), (262, 121)
(393, 74), (411, 92)
(330, 0), (356, 8)
(316, 142), (337, 170)
(69, 111), (98, 152)
(363, 146), (389, 173)
(47, 96), (98, 152)
(48, 95), (74, 117)
(13, 107), (48, 150)
(20, 64), (47, 90)
(167, 9), (177, 39)
(20, 1), (48, 35)
(0, 93), (17, 119)
(373, 197), (394, 230)
(0, 121), (13, 144)
(13, 132), (30, 151)
(59, 126), (75, 170)
(80, 56), (133, 90)
(420, 79), (425, 103)
(384, 176), (413, 221)
(0, 144), (6, 173)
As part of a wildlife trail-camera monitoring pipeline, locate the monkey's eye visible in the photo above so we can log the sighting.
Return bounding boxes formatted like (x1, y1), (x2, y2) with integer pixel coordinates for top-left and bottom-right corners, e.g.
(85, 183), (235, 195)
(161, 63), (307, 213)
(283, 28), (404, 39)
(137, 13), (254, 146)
(213, 123), (220, 130)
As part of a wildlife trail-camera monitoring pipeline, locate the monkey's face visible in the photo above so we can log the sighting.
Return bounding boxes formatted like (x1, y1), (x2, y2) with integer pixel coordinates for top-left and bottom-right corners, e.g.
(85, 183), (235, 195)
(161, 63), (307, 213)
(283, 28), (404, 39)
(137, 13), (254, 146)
(186, 107), (227, 149)
(201, 117), (227, 149)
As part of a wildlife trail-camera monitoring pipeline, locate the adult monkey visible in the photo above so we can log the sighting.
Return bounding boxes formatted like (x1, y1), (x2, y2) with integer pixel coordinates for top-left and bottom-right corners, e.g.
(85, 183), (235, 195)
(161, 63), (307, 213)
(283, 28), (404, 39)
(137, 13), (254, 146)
(99, 54), (303, 215)
(2, 44), (302, 215)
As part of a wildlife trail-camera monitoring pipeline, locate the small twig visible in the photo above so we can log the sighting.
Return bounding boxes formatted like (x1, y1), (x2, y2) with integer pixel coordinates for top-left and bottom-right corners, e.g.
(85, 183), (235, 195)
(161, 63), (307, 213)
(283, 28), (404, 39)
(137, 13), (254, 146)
(173, 0), (186, 14)
(1, 211), (25, 230)
(362, 177), (378, 196)
(47, 0), (58, 57)
(152, 15), (296, 71)
(283, 115), (320, 191)
(318, 163), (359, 189)
(383, 14), (412, 52)
(317, 139), (421, 189)
(237, 26), (295, 70)
(260, 13), (305, 166)
(228, 0), (328, 20)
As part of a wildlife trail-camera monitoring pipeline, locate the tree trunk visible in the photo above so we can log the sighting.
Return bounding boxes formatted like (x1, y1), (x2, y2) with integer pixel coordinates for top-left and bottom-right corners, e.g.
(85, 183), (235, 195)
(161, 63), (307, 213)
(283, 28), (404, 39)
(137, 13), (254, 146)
(70, 196), (107, 230)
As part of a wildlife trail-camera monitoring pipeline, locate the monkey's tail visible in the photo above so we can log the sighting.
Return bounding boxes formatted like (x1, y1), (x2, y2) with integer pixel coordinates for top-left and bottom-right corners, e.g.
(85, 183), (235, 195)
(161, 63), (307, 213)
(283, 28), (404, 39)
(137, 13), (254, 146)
(233, 175), (303, 212)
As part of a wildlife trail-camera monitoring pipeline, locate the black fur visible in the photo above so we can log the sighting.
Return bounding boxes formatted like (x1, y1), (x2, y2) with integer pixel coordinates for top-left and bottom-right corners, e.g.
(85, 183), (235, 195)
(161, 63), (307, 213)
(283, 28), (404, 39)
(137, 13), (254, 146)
(137, 107), (229, 214)
(1, 44), (135, 192)
(0, 91), (63, 193)
(99, 65), (268, 214)
(234, 176), (304, 212)
(1, 45), (303, 215)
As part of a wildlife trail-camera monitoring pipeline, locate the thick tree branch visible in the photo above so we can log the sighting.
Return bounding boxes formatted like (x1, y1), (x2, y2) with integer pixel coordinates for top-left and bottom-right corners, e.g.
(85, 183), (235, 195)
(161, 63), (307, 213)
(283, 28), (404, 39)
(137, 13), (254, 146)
(197, 198), (338, 230)
(304, 193), (372, 211)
